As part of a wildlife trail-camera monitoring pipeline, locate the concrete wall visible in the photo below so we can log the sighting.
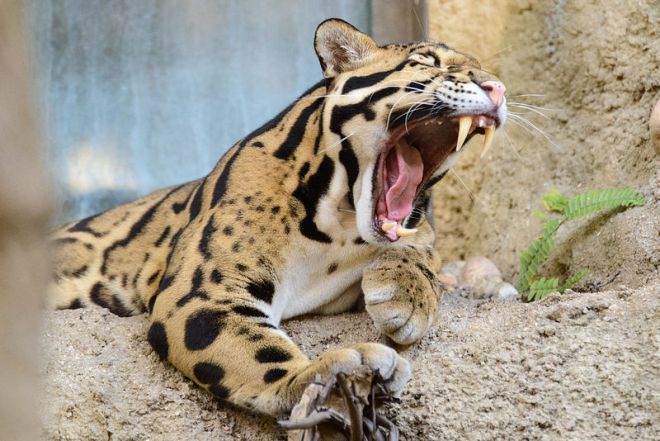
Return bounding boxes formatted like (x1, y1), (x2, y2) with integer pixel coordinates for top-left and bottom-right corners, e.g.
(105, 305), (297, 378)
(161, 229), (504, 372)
(428, 0), (659, 289)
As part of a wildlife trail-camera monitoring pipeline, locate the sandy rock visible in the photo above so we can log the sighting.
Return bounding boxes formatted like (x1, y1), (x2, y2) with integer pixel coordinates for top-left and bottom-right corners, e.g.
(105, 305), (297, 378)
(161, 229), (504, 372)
(42, 284), (660, 440)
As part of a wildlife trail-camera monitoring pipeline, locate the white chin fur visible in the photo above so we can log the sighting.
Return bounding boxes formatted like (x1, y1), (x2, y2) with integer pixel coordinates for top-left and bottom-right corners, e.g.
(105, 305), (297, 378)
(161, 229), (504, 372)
(355, 163), (379, 243)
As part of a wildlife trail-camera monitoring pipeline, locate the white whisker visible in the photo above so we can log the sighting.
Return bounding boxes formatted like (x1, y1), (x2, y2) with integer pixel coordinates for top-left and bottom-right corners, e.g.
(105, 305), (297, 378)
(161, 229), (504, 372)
(449, 169), (489, 209)
(318, 132), (356, 153)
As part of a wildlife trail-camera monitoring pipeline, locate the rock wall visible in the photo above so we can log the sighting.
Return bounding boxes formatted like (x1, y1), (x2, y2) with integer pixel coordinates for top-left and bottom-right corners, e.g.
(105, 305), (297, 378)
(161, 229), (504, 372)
(429, 0), (659, 289)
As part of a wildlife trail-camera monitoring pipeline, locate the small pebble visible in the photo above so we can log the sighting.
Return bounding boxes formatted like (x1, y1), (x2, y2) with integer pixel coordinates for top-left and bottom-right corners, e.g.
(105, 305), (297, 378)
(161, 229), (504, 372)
(440, 256), (520, 302)
(459, 256), (501, 287)
(437, 272), (458, 287)
(440, 260), (465, 278)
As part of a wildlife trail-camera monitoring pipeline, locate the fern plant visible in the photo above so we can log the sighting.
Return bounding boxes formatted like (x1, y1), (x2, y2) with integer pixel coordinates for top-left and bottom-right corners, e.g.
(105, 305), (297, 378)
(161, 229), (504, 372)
(517, 188), (646, 301)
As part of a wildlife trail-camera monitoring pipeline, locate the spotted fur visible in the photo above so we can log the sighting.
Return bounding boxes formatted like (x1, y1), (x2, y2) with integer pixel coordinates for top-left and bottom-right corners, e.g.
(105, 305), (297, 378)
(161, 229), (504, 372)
(49, 19), (506, 415)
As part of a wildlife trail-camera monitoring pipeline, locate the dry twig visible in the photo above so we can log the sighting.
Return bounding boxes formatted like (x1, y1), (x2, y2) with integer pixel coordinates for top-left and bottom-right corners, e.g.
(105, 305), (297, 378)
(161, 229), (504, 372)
(279, 367), (400, 441)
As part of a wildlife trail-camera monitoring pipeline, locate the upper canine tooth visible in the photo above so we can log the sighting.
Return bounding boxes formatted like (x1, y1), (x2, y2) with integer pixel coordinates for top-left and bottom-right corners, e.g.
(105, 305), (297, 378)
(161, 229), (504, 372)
(396, 226), (418, 237)
(456, 116), (472, 152)
(481, 127), (495, 158)
(382, 221), (397, 232)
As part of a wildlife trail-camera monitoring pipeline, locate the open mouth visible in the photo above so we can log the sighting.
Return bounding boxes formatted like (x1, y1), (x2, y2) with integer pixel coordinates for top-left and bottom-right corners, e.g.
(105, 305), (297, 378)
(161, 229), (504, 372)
(374, 114), (498, 241)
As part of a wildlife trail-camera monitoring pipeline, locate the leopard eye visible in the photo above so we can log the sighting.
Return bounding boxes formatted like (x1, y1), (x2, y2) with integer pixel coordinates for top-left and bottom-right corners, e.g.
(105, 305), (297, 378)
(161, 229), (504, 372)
(409, 53), (437, 67)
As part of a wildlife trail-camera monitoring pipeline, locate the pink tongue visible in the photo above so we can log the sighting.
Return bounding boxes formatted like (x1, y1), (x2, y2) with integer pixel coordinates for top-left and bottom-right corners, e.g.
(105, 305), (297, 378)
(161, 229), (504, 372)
(385, 139), (423, 222)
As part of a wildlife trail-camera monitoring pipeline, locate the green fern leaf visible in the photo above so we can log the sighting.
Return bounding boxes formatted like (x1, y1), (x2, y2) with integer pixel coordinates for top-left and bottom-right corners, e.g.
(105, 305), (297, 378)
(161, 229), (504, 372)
(527, 277), (560, 301)
(564, 189), (645, 220)
(517, 234), (555, 292)
(517, 217), (562, 292)
(542, 188), (568, 213)
(542, 217), (562, 237)
(562, 269), (590, 291)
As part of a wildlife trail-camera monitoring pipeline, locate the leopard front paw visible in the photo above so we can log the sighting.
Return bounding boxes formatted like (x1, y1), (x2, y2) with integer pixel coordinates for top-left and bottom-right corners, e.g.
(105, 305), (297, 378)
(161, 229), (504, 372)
(362, 254), (440, 345)
(308, 342), (411, 396)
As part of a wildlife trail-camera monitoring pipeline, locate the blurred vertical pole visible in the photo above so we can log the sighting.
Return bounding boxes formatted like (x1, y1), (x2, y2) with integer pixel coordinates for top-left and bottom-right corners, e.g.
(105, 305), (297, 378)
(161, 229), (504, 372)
(0, 1), (52, 440)
(371, 0), (427, 44)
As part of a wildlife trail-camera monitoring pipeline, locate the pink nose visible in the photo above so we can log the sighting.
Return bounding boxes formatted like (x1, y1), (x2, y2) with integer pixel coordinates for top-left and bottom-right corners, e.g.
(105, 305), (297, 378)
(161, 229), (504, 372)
(480, 80), (506, 106)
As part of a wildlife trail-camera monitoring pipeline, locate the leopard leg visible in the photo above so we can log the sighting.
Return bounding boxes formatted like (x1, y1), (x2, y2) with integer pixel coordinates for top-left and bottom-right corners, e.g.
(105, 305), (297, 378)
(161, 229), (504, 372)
(362, 242), (443, 345)
(148, 270), (411, 416)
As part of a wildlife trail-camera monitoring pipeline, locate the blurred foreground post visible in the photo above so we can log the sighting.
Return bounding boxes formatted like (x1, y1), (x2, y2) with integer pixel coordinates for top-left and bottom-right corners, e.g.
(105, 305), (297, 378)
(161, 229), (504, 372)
(0, 1), (52, 440)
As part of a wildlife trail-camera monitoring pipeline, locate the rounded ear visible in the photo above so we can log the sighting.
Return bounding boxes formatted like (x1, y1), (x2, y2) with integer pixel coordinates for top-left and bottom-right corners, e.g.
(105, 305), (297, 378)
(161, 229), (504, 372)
(314, 18), (379, 79)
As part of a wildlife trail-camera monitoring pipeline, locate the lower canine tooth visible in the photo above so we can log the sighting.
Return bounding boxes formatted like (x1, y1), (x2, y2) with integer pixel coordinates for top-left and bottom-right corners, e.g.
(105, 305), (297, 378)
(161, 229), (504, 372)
(481, 127), (495, 158)
(396, 226), (418, 237)
(382, 221), (397, 232)
(456, 116), (472, 151)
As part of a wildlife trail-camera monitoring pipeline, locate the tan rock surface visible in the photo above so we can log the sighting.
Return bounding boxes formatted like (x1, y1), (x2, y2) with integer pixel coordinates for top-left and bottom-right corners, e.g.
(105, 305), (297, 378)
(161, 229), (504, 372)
(43, 285), (658, 440)
(429, 0), (660, 289)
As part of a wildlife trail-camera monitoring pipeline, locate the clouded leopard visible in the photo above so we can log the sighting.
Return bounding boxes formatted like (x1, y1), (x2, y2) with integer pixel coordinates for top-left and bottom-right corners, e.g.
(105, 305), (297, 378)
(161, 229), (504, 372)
(49, 18), (507, 415)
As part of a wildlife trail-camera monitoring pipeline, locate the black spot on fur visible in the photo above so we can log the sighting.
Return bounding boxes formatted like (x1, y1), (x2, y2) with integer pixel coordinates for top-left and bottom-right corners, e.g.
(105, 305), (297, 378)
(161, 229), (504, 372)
(298, 162), (310, 180)
(147, 321), (169, 360)
(101, 185), (184, 274)
(251, 141), (264, 148)
(292, 155), (334, 243)
(341, 60), (407, 94)
(274, 98), (323, 160)
(193, 362), (225, 384)
(236, 263), (249, 272)
(154, 226), (171, 247)
(69, 265), (89, 278)
(209, 383), (230, 399)
(199, 215), (217, 260)
(67, 211), (107, 238)
(147, 270), (161, 285)
(256, 346), (293, 363)
(176, 266), (209, 307)
(246, 279), (275, 303)
(232, 305), (267, 318)
(415, 262), (438, 288)
(176, 290), (209, 307)
(171, 186), (195, 214)
(184, 309), (228, 351)
(66, 298), (83, 309)
(231, 242), (241, 252)
(210, 269), (223, 284)
(354, 237), (366, 245)
(210, 147), (242, 208)
(222, 225), (233, 236)
(327, 262), (338, 274)
(237, 326), (250, 335)
(263, 368), (288, 384)
(188, 179), (207, 222)
(90, 282), (132, 317)
(239, 79), (325, 149)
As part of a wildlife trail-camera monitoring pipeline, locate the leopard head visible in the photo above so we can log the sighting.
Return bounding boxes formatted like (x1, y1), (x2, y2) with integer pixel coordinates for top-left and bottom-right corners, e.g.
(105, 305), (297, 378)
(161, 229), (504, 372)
(314, 19), (507, 244)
